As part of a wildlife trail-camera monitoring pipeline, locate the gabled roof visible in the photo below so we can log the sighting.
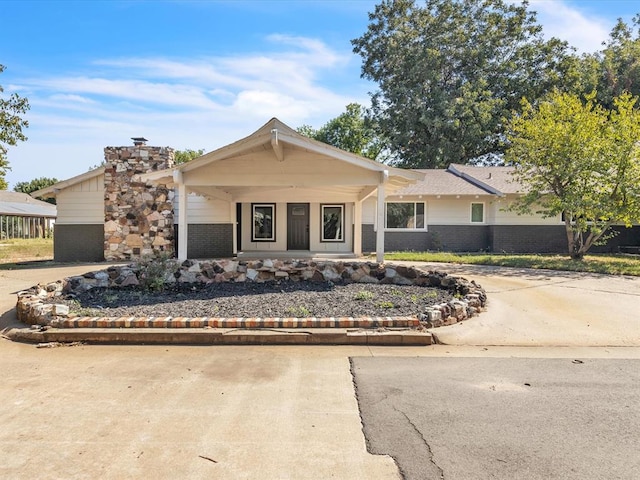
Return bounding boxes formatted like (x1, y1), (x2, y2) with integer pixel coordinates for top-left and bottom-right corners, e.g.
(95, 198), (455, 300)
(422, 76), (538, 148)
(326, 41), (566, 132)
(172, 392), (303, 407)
(30, 167), (105, 199)
(393, 164), (523, 197)
(0, 191), (57, 217)
(449, 164), (522, 195)
(395, 169), (494, 196)
(142, 117), (424, 187)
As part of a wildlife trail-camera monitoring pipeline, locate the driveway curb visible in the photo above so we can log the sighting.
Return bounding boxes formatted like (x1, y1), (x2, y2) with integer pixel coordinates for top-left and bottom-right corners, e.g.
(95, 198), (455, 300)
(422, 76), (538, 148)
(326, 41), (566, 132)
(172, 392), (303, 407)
(7, 326), (433, 346)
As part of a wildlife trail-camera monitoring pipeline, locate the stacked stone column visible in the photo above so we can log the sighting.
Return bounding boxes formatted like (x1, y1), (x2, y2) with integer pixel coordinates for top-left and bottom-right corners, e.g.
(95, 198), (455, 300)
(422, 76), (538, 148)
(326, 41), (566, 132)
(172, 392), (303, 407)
(103, 145), (175, 261)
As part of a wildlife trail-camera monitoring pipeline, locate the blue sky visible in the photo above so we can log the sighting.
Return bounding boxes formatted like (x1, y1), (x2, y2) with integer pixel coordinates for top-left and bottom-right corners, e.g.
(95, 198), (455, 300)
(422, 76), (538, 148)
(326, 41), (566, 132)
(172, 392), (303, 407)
(1, 0), (638, 188)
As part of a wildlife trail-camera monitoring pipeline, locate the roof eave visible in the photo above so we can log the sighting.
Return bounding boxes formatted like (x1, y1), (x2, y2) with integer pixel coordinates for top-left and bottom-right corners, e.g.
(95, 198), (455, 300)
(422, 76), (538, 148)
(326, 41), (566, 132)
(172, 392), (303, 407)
(30, 167), (105, 198)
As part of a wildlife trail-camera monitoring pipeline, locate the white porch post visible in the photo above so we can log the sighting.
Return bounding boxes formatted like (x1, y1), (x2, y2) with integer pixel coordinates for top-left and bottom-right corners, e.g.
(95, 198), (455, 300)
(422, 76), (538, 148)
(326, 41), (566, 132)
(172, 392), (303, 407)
(353, 201), (362, 257)
(376, 170), (388, 263)
(174, 170), (188, 261)
(231, 201), (238, 255)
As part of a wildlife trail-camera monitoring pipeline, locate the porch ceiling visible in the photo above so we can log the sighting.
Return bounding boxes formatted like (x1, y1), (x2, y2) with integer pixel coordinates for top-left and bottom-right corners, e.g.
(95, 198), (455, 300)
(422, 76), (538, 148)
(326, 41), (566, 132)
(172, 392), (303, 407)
(187, 184), (375, 203)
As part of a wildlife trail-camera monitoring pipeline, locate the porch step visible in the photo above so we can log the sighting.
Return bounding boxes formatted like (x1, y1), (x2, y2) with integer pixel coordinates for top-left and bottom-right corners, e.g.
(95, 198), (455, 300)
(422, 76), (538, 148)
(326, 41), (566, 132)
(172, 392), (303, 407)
(48, 316), (420, 329)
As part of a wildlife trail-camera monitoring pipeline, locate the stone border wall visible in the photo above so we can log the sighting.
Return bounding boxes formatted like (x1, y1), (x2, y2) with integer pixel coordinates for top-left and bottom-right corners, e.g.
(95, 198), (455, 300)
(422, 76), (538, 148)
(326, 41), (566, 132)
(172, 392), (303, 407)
(16, 260), (486, 330)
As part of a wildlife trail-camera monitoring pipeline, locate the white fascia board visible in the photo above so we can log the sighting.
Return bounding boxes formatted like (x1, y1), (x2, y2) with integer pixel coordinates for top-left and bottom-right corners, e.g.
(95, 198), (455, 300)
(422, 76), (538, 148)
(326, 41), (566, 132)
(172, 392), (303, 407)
(30, 167), (105, 199)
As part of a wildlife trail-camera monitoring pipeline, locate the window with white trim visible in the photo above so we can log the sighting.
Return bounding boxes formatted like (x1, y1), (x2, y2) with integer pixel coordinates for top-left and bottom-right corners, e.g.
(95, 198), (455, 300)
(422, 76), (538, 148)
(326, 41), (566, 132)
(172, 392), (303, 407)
(385, 202), (425, 229)
(471, 202), (485, 223)
(321, 204), (344, 242)
(252, 203), (275, 241)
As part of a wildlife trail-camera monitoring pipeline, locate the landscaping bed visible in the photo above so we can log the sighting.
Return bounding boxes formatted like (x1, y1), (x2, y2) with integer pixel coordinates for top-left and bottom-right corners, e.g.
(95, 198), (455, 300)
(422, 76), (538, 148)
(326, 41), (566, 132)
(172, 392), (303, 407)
(58, 281), (453, 318)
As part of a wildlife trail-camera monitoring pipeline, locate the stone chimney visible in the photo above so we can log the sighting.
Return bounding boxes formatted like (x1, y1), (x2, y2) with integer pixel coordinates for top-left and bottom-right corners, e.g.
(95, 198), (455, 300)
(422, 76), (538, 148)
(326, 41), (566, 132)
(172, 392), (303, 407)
(103, 139), (175, 261)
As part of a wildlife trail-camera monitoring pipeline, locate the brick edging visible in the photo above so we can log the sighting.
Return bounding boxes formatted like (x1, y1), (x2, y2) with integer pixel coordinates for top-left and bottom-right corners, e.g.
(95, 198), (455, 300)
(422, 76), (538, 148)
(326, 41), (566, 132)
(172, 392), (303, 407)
(48, 316), (420, 329)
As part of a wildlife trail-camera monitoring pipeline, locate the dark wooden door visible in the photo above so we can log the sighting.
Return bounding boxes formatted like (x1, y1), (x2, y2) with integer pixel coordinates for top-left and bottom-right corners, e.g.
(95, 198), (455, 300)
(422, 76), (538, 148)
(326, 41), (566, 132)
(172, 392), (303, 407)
(287, 203), (309, 250)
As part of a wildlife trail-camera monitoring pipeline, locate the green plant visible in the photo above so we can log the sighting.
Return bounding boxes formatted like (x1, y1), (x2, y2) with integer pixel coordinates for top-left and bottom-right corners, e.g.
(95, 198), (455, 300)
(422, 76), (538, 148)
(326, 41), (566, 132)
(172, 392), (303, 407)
(286, 306), (312, 317)
(354, 290), (375, 301)
(67, 299), (101, 317)
(410, 291), (438, 304)
(103, 291), (120, 304)
(389, 287), (403, 296)
(136, 253), (177, 292)
(377, 301), (395, 309)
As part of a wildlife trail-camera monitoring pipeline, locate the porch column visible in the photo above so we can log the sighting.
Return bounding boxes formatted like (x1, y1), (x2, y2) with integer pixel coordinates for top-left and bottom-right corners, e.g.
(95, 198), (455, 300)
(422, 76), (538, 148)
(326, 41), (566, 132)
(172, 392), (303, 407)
(376, 170), (388, 263)
(174, 170), (188, 261)
(231, 201), (238, 255)
(353, 200), (362, 257)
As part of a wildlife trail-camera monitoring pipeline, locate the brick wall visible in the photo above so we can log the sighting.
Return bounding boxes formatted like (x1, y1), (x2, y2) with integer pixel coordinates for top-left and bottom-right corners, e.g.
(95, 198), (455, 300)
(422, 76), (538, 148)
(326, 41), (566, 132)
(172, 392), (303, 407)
(176, 224), (234, 258)
(490, 225), (565, 253)
(429, 225), (491, 252)
(54, 224), (104, 262)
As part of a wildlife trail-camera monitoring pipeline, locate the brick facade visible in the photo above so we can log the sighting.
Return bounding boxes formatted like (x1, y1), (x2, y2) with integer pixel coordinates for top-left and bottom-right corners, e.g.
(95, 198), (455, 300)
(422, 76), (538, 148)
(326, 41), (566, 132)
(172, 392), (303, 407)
(54, 224), (104, 262)
(175, 224), (234, 258)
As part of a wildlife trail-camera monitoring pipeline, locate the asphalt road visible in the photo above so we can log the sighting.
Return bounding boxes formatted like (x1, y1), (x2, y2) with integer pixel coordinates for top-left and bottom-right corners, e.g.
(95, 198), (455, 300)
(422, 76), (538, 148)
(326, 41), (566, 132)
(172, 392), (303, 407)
(352, 356), (640, 480)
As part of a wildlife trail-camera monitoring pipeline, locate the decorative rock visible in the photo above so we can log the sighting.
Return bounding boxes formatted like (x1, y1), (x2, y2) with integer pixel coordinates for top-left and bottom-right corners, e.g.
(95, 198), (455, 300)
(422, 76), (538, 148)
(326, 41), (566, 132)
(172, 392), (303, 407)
(52, 304), (70, 316)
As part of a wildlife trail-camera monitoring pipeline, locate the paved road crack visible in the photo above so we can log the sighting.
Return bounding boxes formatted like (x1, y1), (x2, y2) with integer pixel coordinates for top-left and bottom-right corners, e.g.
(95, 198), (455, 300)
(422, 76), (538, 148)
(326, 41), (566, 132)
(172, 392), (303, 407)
(395, 407), (445, 480)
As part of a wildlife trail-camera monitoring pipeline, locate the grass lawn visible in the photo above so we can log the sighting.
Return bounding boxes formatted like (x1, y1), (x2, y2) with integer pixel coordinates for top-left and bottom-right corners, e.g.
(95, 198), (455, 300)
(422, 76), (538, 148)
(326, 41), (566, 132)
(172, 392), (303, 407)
(382, 251), (640, 276)
(0, 238), (54, 267)
(1, 237), (638, 276)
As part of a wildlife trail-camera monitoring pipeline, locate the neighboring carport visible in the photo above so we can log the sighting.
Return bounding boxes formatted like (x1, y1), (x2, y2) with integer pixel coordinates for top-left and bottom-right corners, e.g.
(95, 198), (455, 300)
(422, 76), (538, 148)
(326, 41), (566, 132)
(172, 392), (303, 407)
(0, 191), (56, 239)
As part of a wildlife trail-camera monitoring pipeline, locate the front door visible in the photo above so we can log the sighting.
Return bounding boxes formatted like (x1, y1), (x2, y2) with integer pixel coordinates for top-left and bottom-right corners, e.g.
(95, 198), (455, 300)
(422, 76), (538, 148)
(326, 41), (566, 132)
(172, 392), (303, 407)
(287, 203), (310, 250)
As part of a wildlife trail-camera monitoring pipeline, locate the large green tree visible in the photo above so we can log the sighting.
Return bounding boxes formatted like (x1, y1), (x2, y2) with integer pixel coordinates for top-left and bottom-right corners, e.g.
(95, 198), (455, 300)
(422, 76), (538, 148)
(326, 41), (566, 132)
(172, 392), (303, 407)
(352, 0), (578, 168)
(14, 176), (59, 204)
(0, 64), (30, 189)
(505, 91), (640, 259)
(297, 103), (387, 161)
(585, 15), (640, 110)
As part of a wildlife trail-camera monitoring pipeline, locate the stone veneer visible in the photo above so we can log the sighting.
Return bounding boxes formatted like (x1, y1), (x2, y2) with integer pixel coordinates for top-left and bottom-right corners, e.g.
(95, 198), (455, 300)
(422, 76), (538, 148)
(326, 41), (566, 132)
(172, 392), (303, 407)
(103, 145), (175, 261)
(16, 260), (486, 330)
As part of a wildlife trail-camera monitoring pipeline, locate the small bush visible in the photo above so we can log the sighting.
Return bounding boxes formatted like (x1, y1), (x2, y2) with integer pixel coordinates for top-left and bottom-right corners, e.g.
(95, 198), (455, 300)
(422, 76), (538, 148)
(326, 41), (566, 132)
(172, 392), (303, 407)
(136, 253), (178, 292)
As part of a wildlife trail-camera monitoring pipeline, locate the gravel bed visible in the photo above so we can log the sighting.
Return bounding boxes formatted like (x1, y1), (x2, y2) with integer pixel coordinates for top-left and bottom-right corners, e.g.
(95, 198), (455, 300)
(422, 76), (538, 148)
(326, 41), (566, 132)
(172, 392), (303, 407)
(60, 282), (453, 318)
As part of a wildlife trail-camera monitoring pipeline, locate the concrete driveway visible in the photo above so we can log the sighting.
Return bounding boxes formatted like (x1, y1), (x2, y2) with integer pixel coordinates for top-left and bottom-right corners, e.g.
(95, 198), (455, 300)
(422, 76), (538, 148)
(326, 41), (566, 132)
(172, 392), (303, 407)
(405, 263), (640, 347)
(1, 261), (639, 479)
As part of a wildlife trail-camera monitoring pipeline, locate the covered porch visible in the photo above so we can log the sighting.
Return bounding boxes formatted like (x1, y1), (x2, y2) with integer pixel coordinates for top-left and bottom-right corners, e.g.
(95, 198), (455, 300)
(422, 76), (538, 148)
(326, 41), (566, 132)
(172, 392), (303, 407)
(143, 118), (423, 262)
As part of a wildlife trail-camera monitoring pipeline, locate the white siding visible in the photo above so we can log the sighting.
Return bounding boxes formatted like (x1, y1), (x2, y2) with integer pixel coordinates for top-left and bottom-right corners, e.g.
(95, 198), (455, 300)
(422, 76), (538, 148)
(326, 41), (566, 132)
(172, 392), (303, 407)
(362, 198), (376, 224)
(56, 176), (104, 224)
(240, 202), (354, 253)
(241, 202), (288, 251)
(174, 193), (231, 224)
(492, 196), (562, 225)
(309, 202), (353, 253)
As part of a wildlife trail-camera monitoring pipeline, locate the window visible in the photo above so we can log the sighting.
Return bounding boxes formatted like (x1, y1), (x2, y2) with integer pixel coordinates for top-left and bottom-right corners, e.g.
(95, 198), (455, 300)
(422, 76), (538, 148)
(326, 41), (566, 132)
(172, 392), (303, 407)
(321, 204), (344, 242)
(471, 202), (484, 223)
(252, 203), (275, 241)
(385, 202), (425, 229)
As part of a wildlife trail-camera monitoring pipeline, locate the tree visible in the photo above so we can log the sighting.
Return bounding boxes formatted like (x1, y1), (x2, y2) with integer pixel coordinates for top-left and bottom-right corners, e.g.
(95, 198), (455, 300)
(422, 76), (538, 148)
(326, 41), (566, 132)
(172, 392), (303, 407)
(505, 91), (640, 259)
(297, 103), (388, 161)
(0, 64), (30, 189)
(592, 16), (640, 109)
(351, 0), (578, 168)
(14, 177), (59, 204)
(174, 148), (205, 165)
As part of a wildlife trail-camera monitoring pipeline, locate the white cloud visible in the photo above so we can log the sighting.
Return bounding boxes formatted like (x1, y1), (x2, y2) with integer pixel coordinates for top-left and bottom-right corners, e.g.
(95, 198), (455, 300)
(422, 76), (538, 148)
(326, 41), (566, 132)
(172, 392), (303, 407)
(527, 0), (612, 53)
(4, 34), (369, 188)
